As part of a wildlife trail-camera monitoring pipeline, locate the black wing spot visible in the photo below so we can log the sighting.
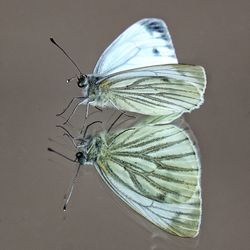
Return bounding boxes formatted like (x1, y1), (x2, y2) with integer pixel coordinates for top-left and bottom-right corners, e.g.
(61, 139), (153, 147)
(143, 20), (165, 34)
(153, 48), (160, 55)
(148, 21), (165, 33)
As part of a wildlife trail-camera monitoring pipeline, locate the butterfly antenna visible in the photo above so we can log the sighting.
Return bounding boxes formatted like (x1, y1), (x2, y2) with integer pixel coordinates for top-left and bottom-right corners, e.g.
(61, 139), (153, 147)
(50, 37), (82, 75)
(48, 147), (76, 163)
(63, 163), (81, 211)
(83, 121), (102, 137)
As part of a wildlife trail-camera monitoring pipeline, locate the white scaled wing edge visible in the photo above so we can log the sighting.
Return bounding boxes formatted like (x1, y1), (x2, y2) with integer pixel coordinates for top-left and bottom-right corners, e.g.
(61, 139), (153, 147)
(94, 18), (178, 75)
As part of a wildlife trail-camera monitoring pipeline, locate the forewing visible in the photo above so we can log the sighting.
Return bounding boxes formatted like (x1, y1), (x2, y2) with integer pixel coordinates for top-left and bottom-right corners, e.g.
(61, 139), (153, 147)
(94, 18), (178, 75)
(98, 64), (206, 116)
(95, 124), (201, 237)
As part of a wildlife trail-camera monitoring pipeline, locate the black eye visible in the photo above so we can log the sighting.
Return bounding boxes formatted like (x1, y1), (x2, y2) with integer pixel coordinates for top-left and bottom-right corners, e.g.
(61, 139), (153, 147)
(77, 80), (85, 88)
(77, 75), (87, 88)
(76, 152), (83, 159)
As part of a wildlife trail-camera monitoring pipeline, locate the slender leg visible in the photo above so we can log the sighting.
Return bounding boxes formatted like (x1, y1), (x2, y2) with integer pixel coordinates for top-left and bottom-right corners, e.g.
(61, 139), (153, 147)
(63, 133), (77, 148)
(114, 117), (135, 130)
(86, 102), (90, 119)
(57, 97), (85, 117)
(56, 125), (74, 138)
(80, 101), (95, 133)
(62, 102), (82, 125)
(55, 125), (78, 148)
(108, 112), (125, 132)
(83, 120), (102, 137)
(87, 106), (103, 118)
(94, 106), (102, 112)
(107, 112), (135, 132)
(109, 100), (120, 111)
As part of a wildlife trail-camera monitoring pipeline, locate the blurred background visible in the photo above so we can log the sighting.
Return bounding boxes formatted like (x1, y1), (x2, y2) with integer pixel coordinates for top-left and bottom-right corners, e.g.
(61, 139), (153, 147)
(0, 0), (249, 249)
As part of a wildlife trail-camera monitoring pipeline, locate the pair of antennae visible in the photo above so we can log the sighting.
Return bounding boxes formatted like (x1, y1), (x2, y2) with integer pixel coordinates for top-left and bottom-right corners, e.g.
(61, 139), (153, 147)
(48, 120), (102, 211)
(49, 112), (135, 212)
(50, 38), (83, 76)
(50, 37), (95, 211)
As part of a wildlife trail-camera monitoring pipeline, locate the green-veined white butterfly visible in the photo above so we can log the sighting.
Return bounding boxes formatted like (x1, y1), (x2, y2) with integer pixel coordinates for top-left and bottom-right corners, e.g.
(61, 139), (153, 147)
(49, 116), (201, 238)
(51, 18), (206, 122)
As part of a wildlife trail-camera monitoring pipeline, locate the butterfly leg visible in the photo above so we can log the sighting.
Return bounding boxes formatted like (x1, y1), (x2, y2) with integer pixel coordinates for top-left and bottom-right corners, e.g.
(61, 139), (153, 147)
(57, 96), (85, 117)
(109, 100), (120, 111)
(62, 101), (83, 125)
(56, 125), (78, 148)
(107, 112), (135, 132)
(80, 101), (96, 133)
(86, 106), (103, 118)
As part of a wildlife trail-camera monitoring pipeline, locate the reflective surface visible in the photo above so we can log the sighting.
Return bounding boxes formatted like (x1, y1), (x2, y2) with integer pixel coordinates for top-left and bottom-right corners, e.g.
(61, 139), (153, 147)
(1, 0), (250, 249)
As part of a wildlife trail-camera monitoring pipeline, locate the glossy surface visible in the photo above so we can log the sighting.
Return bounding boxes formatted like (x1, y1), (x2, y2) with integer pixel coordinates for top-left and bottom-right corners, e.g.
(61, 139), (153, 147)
(0, 0), (249, 249)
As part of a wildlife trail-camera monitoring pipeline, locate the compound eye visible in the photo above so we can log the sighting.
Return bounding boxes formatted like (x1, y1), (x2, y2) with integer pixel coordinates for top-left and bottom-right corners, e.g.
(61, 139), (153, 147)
(77, 80), (85, 88)
(76, 152), (83, 159)
(77, 75), (87, 88)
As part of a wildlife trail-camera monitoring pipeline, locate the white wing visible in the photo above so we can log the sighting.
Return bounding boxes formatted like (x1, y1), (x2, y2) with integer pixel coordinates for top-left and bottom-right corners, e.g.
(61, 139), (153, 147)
(96, 169), (201, 238)
(136, 114), (184, 125)
(95, 124), (201, 237)
(94, 18), (178, 75)
(97, 64), (206, 116)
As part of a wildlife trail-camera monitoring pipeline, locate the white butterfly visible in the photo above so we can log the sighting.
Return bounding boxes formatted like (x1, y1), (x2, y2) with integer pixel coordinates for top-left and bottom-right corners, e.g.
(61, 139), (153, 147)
(51, 18), (206, 122)
(49, 116), (201, 237)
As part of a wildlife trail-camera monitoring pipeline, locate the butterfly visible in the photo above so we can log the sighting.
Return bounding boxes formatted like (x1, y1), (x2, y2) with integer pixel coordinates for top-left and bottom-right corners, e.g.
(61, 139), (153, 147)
(51, 18), (206, 122)
(49, 116), (201, 237)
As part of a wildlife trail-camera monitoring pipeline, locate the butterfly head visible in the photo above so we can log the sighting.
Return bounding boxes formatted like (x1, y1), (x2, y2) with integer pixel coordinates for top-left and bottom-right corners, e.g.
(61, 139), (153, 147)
(77, 74), (88, 88)
(76, 74), (89, 98)
(73, 136), (88, 163)
(75, 151), (86, 165)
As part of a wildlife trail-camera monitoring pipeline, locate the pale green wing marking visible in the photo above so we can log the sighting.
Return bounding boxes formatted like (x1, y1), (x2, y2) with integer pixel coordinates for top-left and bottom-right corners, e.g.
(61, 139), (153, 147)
(95, 124), (201, 237)
(97, 64), (206, 116)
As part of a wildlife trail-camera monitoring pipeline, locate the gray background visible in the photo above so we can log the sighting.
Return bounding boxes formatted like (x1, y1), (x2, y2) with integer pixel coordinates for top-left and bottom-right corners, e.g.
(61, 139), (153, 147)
(1, 0), (250, 249)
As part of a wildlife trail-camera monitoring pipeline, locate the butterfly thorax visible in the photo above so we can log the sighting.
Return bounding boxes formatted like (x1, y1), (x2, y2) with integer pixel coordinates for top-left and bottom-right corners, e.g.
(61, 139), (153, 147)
(80, 74), (102, 102)
(77, 133), (108, 165)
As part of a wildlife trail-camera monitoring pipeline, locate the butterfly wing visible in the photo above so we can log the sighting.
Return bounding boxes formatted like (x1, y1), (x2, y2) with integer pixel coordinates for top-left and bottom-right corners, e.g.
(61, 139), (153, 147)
(137, 114), (184, 125)
(94, 18), (178, 75)
(95, 124), (201, 237)
(96, 64), (206, 117)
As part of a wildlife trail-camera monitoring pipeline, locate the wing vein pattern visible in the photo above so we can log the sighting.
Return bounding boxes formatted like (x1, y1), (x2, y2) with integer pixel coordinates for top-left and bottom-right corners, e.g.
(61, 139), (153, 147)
(97, 64), (206, 117)
(95, 124), (201, 237)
